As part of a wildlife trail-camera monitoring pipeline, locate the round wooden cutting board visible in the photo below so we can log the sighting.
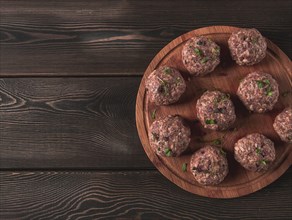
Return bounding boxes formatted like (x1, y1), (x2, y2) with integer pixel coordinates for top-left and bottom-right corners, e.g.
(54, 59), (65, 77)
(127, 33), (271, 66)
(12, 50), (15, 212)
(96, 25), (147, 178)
(136, 26), (292, 198)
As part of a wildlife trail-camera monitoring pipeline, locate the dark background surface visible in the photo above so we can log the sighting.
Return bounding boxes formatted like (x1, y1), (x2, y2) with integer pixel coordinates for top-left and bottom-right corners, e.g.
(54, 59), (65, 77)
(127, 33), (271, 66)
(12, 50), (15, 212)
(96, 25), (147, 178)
(0, 1), (291, 219)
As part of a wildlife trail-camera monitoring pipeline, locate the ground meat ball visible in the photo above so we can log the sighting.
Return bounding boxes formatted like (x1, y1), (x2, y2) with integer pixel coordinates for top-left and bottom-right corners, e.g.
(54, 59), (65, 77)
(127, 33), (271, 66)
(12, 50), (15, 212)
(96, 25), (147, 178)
(234, 133), (276, 172)
(190, 146), (228, 185)
(145, 66), (186, 105)
(228, 28), (267, 65)
(237, 72), (279, 113)
(273, 108), (292, 143)
(182, 36), (220, 76)
(149, 115), (191, 157)
(196, 90), (236, 131)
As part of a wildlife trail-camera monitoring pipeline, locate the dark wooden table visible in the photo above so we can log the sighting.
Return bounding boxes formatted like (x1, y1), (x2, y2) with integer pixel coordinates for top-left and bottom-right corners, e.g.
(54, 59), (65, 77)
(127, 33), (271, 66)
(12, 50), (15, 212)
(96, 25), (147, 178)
(0, 1), (291, 219)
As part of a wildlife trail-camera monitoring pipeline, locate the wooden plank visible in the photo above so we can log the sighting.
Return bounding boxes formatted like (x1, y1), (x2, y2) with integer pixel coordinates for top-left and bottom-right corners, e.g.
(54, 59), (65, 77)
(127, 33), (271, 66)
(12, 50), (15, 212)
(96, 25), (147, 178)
(0, 77), (153, 169)
(0, 0), (291, 76)
(0, 170), (291, 220)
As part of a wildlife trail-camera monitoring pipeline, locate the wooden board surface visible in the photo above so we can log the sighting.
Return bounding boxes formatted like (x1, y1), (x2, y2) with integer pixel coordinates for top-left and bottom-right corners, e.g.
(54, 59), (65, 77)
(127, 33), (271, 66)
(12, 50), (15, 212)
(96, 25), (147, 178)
(0, 0), (291, 76)
(0, 77), (153, 169)
(1, 170), (291, 220)
(136, 26), (292, 198)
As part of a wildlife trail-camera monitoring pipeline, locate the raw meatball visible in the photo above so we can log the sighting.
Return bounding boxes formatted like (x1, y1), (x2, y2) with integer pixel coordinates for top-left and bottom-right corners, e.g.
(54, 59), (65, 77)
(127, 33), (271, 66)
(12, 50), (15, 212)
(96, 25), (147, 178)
(190, 146), (228, 185)
(146, 66), (186, 105)
(237, 72), (279, 113)
(228, 28), (267, 65)
(149, 115), (191, 157)
(196, 90), (236, 130)
(234, 133), (276, 172)
(182, 36), (220, 76)
(273, 108), (292, 143)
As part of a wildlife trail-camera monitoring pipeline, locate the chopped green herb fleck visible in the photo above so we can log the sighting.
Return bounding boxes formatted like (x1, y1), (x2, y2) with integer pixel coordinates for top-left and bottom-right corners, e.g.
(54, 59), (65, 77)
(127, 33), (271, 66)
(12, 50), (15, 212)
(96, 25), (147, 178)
(151, 109), (157, 119)
(212, 139), (221, 145)
(201, 57), (210, 63)
(165, 148), (172, 157)
(194, 48), (202, 56)
(163, 67), (172, 75)
(182, 163), (187, 172)
(212, 47), (220, 55)
(266, 86), (273, 96)
(161, 79), (166, 85)
(267, 91), (273, 96)
(256, 80), (264, 88)
(220, 148), (226, 156)
(175, 77), (182, 85)
(157, 147), (161, 151)
(160, 80), (169, 96)
(256, 79), (273, 96)
(163, 86), (169, 95)
(217, 93), (230, 103)
(260, 160), (267, 165)
(255, 147), (261, 154)
(205, 119), (217, 124)
(252, 38), (258, 44)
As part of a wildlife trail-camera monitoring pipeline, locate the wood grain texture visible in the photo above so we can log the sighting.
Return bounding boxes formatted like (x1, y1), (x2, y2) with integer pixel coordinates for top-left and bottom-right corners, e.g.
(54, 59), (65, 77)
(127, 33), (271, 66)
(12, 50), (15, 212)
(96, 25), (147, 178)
(0, 170), (291, 220)
(136, 26), (292, 198)
(0, 0), (291, 76)
(0, 77), (153, 169)
(0, 1), (291, 218)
